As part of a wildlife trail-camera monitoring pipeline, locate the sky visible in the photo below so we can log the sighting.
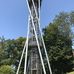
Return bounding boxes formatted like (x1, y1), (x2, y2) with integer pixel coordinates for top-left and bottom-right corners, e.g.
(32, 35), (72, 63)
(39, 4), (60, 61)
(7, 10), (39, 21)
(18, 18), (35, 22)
(0, 0), (74, 39)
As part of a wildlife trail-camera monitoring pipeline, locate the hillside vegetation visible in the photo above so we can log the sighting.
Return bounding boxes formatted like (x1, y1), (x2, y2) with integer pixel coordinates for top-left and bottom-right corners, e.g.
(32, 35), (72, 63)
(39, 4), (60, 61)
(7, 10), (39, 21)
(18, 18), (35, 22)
(0, 12), (74, 74)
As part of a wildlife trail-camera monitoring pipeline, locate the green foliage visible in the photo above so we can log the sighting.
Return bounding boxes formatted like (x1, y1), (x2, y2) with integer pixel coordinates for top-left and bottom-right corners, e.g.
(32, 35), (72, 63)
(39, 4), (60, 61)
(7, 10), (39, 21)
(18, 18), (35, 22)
(0, 65), (15, 74)
(0, 12), (74, 74)
(0, 37), (26, 73)
(43, 12), (73, 74)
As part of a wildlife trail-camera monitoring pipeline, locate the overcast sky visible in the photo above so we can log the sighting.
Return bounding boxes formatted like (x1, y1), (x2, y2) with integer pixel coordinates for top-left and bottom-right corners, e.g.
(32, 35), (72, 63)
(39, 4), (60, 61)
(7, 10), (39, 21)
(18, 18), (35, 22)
(0, 0), (74, 39)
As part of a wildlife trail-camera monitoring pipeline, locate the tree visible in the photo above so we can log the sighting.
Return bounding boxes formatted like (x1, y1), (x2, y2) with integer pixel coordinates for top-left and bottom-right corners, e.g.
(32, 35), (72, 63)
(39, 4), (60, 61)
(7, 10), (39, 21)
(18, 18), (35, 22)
(5, 37), (26, 69)
(0, 65), (15, 74)
(0, 36), (7, 66)
(43, 12), (73, 74)
(0, 37), (26, 73)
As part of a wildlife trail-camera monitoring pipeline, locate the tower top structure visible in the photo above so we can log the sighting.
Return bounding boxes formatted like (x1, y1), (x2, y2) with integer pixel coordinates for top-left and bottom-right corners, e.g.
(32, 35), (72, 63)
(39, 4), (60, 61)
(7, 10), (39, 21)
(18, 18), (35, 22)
(28, 0), (42, 7)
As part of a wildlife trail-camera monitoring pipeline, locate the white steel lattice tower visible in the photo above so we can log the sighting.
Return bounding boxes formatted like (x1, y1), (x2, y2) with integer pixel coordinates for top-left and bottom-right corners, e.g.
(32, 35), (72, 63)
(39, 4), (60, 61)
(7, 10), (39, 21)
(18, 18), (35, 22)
(16, 0), (52, 74)
(27, 0), (42, 74)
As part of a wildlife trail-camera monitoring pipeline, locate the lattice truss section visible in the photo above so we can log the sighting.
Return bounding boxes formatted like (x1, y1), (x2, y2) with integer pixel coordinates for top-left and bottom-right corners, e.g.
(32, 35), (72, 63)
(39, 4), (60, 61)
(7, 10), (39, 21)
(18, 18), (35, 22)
(16, 0), (52, 74)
